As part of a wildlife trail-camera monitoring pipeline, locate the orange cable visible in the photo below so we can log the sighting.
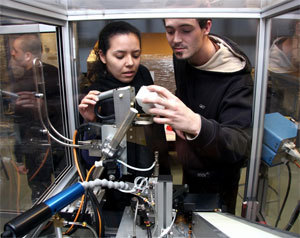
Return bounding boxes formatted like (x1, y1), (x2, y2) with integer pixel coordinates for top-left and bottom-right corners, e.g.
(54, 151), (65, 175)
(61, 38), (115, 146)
(86, 165), (95, 180)
(69, 130), (102, 236)
(63, 194), (85, 234)
(3, 157), (13, 211)
(86, 165), (102, 237)
(29, 134), (51, 181)
(63, 165), (96, 235)
(294, 161), (300, 168)
(97, 209), (101, 238)
(29, 147), (50, 182)
(73, 130), (84, 182)
(10, 160), (20, 213)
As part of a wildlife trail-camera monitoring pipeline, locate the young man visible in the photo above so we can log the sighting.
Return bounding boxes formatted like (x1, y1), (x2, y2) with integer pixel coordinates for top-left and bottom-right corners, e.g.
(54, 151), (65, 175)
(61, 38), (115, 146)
(142, 18), (253, 214)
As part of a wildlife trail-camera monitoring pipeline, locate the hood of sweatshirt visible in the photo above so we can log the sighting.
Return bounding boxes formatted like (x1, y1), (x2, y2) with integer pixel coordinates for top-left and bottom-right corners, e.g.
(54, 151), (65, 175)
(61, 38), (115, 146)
(195, 35), (247, 73)
(268, 37), (297, 74)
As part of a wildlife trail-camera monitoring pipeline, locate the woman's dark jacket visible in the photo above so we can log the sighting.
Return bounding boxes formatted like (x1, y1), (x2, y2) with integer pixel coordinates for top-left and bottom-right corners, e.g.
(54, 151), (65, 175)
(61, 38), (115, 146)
(81, 64), (161, 178)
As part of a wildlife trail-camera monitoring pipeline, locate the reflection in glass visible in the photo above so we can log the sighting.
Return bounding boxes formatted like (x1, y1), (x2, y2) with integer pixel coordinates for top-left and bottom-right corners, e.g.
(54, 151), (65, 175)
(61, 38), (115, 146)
(268, 19), (299, 120)
(0, 28), (66, 222)
(263, 11), (300, 234)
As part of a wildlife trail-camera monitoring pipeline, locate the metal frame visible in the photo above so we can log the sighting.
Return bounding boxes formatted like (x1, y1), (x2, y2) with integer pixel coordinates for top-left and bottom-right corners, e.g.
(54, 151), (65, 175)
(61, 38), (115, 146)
(0, 0), (66, 26)
(0, 0), (299, 229)
(244, 16), (272, 221)
(67, 8), (261, 21)
(244, 0), (299, 221)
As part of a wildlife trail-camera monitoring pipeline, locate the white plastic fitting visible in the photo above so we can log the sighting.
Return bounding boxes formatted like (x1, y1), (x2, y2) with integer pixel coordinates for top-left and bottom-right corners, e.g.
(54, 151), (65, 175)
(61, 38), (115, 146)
(135, 86), (165, 114)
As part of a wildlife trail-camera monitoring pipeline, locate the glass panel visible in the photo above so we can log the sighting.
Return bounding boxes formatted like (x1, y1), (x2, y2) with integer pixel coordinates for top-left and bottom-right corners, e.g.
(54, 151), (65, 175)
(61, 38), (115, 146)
(261, 0), (289, 8)
(12, 0), (67, 10)
(262, 9), (300, 234)
(76, 18), (258, 93)
(67, 0), (261, 10)
(74, 18), (257, 221)
(0, 18), (67, 230)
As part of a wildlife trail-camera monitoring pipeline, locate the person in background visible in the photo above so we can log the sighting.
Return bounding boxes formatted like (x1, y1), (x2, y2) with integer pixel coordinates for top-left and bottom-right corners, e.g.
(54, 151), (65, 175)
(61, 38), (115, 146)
(142, 18), (253, 214)
(8, 33), (65, 203)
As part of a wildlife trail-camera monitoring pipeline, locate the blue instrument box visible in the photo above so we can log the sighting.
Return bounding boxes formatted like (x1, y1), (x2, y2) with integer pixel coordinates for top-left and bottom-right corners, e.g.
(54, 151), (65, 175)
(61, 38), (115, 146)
(262, 112), (297, 166)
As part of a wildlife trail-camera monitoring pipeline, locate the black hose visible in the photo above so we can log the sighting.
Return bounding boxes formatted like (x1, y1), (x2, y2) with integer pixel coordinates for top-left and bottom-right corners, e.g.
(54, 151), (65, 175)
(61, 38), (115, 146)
(284, 200), (300, 231)
(87, 189), (100, 237)
(147, 227), (152, 238)
(275, 162), (291, 228)
(75, 125), (88, 179)
(71, 124), (104, 236)
(87, 188), (105, 237)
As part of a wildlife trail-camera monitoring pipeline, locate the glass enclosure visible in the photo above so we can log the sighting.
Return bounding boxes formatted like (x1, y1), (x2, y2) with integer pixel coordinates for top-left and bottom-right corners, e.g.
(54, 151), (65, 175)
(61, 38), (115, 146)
(0, 0), (299, 237)
(75, 19), (258, 96)
(13, 0), (289, 10)
(0, 20), (69, 228)
(259, 9), (299, 232)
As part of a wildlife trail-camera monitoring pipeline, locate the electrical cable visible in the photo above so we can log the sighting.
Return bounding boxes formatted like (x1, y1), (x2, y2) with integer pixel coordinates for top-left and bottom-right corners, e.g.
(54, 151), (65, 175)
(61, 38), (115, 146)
(133, 198), (139, 238)
(10, 160), (20, 213)
(268, 184), (279, 197)
(284, 200), (300, 231)
(294, 161), (300, 168)
(118, 176), (149, 194)
(63, 130), (92, 235)
(76, 126), (103, 237)
(67, 189), (89, 236)
(87, 189), (101, 237)
(29, 146), (50, 182)
(116, 159), (156, 172)
(74, 126), (104, 237)
(65, 124), (97, 236)
(257, 211), (267, 224)
(147, 225), (152, 238)
(5, 159), (14, 212)
(63, 194), (85, 235)
(86, 170), (103, 237)
(63, 165), (95, 235)
(159, 210), (177, 238)
(73, 130), (84, 182)
(63, 221), (98, 238)
(275, 162), (291, 228)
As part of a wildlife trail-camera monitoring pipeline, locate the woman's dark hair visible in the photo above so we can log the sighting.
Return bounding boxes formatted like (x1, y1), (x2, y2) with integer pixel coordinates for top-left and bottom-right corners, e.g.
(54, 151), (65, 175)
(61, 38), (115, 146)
(91, 21), (142, 76)
(84, 21), (141, 83)
(98, 21), (142, 55)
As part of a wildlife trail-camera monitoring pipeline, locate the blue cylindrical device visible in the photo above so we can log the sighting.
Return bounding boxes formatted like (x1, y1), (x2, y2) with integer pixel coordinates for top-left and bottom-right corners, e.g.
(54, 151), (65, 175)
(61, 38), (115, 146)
(2, 183), (85, 238)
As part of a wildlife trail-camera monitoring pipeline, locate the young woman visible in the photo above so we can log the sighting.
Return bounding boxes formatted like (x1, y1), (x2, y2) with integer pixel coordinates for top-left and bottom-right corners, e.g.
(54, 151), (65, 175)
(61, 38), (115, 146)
(78, 21), (171, 233)
(79, 20), (158, 169)
(79, 21), (153, 123)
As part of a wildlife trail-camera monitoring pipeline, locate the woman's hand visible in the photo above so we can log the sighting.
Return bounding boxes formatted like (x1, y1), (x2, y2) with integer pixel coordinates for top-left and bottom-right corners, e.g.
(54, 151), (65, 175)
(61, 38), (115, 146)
(142, 85), (201, 139)
(78, 90), (100, 122)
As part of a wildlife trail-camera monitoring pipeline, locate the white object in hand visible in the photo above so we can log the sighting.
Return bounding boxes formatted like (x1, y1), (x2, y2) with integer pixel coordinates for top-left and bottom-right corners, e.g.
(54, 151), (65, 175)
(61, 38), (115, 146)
(136, 86), (165, 114)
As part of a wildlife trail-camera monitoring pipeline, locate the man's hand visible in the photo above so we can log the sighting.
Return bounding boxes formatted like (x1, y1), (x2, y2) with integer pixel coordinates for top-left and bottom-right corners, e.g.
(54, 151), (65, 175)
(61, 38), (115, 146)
(15, 91), (43, 111)
(142, 85), (201, 139)
(78, 90), (100, 122)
